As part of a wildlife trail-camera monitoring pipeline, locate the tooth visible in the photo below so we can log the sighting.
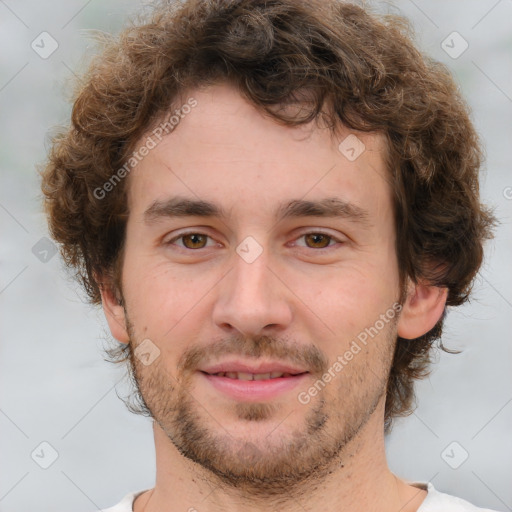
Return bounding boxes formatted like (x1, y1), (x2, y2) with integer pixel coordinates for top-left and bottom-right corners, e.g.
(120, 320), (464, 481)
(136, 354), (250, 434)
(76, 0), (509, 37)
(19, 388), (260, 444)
(236, 372), (254, 380)
(253, 373), (271, 380)
(212, 371), (295, 380)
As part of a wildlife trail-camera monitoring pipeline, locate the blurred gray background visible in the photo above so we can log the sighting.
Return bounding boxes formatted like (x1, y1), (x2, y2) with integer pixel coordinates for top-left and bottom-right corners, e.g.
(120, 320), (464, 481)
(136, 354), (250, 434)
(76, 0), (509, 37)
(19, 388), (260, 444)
(0, 1), (511, 511)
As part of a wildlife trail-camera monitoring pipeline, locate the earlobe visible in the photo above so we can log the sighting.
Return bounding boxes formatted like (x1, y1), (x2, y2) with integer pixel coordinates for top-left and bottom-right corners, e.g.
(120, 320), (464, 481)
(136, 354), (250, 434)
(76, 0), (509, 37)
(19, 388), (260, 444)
(99, 283), (130, 344)
(397, 279), (448, 340)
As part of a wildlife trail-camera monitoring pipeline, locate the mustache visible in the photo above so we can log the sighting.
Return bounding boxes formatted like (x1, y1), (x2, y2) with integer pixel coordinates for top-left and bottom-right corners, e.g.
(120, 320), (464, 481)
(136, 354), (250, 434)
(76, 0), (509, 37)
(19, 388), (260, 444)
(176, 334), (329, 375)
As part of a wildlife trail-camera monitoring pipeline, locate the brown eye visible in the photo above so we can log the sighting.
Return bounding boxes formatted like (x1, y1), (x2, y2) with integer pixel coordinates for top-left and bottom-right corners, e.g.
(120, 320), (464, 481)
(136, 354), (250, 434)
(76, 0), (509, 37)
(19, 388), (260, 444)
(304, 233), (333, 249)
(181, 233), (208, 249)
(164, 231), (219, 251)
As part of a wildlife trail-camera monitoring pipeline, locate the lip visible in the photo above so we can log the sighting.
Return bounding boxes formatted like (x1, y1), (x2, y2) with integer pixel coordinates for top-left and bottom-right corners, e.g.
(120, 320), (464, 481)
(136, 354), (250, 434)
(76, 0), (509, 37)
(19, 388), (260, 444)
(201, 372), (309, 402)
(200, 360), (308, 375)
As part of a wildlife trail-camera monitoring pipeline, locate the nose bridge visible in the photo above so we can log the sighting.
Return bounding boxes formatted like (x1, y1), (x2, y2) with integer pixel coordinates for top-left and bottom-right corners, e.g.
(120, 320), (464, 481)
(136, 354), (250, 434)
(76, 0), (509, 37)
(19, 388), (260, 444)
(213, 246), (292, 335)
(231, 251), (271, 304)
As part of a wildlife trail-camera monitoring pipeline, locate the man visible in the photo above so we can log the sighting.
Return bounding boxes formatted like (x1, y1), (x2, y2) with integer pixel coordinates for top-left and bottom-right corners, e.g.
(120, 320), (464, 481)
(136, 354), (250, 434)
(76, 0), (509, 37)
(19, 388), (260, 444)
(41, 0), (498, 510)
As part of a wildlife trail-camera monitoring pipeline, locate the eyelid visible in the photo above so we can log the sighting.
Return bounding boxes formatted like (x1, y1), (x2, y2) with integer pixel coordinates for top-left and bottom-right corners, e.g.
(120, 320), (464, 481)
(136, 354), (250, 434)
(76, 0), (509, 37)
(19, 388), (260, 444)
(289, 229), (345, 250)
(164, 228), (346, 251)
(164, 229), (219, 248)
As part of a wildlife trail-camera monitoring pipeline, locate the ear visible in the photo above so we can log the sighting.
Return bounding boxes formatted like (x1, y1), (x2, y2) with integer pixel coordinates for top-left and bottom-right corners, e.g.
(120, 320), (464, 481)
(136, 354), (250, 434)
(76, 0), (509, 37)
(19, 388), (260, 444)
(99, 280), (130, 344)
(397, 279), (448, 340)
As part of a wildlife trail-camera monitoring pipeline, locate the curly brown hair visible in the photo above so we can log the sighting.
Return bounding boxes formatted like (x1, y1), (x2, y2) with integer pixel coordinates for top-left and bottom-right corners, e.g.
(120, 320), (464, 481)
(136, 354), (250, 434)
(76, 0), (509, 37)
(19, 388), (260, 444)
(40, 0), (496, 431)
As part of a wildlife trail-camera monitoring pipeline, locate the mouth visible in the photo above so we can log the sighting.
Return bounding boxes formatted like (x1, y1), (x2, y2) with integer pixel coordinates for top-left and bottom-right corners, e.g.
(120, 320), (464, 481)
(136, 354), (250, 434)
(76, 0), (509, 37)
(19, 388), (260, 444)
(203, 371), (304, 380)
(198, 361), (310, 401)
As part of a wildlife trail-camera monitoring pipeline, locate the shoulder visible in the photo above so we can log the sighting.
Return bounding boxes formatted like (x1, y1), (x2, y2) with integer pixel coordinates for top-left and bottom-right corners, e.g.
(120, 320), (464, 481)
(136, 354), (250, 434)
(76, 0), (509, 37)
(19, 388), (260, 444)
(417, 482), (501, 512)
(95, 489), (149, 512)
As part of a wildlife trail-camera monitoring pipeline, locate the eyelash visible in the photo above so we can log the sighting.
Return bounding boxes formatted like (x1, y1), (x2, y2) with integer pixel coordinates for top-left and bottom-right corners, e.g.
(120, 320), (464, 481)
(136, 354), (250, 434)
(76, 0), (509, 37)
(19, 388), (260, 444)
(165, 230), (344, 252)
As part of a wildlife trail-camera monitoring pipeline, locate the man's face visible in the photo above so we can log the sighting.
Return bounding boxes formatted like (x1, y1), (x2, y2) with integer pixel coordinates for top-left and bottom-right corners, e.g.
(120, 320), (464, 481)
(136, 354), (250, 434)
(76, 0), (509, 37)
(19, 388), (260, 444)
(115, 83), (402, 492)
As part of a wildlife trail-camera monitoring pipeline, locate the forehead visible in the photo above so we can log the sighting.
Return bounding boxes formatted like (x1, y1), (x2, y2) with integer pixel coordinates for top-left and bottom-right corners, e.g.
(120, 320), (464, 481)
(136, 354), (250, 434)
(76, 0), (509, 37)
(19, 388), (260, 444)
(126, 83), (391, 222)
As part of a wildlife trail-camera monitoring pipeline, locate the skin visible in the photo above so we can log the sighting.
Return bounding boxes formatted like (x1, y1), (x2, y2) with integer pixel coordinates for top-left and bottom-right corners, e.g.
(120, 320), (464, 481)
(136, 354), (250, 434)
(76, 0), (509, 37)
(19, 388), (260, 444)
(101, 83), (447, 512)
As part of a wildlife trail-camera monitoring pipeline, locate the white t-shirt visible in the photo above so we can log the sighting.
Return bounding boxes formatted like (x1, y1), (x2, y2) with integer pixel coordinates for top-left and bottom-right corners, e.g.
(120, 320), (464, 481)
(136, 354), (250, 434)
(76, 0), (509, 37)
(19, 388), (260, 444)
(100, 482), (500, 511)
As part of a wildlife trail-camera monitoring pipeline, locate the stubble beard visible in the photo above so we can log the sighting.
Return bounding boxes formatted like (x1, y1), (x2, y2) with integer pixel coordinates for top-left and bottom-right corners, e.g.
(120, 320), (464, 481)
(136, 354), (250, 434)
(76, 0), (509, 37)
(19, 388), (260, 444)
(123, 316), (395, 499)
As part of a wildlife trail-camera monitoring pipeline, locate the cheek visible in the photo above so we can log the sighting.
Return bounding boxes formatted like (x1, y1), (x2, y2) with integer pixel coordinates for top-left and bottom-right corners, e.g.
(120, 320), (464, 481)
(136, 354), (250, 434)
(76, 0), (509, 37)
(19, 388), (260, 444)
(121, 252), (218, 343)
(285, 262), (399, 371)
(296, 257), (398, 326)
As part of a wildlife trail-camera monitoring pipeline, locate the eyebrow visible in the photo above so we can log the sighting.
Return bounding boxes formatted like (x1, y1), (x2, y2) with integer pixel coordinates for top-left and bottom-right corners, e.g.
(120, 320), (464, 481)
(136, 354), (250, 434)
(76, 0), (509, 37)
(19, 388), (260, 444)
(143, 195), (371, 227)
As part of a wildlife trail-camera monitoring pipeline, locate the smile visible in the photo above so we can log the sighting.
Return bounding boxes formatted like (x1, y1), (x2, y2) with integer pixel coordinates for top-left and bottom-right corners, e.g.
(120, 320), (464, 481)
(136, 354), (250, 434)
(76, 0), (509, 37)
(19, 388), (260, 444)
(207, 371), (301, 380)
(200, 370), (309, 402)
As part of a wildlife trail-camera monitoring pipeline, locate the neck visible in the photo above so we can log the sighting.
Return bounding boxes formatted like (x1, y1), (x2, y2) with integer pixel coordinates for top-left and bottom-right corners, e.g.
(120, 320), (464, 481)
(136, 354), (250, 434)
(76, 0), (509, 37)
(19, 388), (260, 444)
(135, 406), (427, 512)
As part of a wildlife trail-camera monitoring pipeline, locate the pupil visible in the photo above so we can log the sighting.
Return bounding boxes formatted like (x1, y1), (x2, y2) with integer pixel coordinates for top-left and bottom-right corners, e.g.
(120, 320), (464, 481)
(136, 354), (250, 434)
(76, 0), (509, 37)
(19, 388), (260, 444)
(307, 234), (329, 248)
(186, 234), (205, 248)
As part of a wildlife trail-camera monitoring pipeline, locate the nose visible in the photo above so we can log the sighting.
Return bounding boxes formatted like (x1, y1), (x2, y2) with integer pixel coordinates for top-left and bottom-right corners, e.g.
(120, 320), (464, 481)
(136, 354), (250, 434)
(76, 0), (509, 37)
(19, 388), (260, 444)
(212, 249), (293, 338)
